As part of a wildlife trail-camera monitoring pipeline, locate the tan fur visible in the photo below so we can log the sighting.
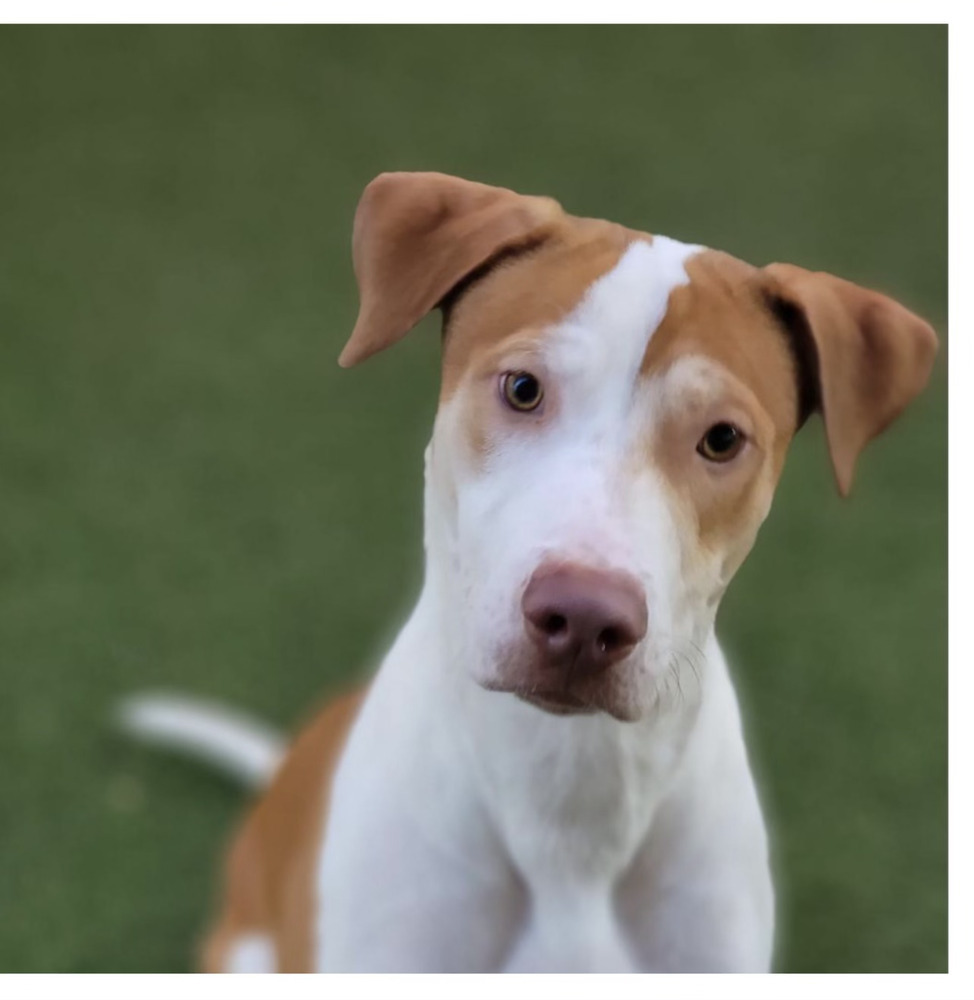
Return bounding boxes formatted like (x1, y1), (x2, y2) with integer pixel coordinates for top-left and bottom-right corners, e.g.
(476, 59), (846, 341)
(340, 172), (564, 367)
(763, 262), (938, 495)
(641, 251), (801, 559)
(201, 689), (364, 972)
(441, 218), (642, 462)
(440, 217), (641, 400)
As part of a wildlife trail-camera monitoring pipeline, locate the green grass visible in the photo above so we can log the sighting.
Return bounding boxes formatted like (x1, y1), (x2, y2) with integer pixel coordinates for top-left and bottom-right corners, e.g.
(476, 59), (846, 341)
(0, 25), (945, 972)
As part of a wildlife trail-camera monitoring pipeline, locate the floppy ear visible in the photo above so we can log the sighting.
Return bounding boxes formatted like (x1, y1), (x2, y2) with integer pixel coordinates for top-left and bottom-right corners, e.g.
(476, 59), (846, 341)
(339, 172), (563, 367)
(763, 263), (938, 496)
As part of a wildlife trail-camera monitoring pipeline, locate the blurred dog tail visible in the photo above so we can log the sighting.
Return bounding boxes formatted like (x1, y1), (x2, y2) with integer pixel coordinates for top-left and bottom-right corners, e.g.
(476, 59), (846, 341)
(116, 692), (286, 789)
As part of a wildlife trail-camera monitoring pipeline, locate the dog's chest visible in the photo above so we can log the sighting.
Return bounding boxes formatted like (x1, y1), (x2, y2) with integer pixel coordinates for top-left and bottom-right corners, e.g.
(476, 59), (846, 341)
(446, 701), (700, 972)
(316, 614), (704, 972)
(464, 691), (695, 881)
(317, 712), (686, 971)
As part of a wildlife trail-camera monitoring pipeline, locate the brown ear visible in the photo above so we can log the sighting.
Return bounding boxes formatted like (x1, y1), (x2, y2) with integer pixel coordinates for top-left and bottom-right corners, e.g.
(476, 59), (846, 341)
(339, 172), (563, 367)
(763, 263), (938, 496)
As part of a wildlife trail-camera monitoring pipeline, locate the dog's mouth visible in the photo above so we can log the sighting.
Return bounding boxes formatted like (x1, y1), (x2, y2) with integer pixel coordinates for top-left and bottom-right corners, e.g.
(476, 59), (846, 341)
(514, 688), (598, 716)
(482, 680), (599, 716)
(481, 675), (642, 722)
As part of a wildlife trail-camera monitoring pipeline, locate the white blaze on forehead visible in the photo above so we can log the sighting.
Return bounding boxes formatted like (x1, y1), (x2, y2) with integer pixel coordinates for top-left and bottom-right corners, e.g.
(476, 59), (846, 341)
(548, 235), (702, 391)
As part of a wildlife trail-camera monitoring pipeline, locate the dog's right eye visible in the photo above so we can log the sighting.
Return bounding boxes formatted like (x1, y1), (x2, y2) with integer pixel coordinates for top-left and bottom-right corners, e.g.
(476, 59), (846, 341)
(501, 371), (544, 412)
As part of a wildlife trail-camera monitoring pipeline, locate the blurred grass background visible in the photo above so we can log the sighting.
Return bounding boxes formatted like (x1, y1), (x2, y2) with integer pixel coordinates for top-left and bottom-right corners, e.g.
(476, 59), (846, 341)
(0, 25), (945, 972)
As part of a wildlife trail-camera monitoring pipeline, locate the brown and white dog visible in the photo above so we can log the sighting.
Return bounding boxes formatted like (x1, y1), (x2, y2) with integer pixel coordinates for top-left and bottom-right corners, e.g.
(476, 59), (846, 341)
(122, 172), (937, 972)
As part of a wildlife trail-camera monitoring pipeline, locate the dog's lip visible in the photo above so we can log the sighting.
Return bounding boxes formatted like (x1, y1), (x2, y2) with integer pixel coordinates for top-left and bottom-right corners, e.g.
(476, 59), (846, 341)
(484, 682), (598, 715)
(482, 679), (640, 722)
(517, 690), (598, 715)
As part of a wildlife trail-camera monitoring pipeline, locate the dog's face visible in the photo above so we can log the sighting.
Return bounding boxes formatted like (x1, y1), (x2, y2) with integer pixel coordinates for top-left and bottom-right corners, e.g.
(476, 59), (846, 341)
(341, 173), (937, 722)
(425, 239), (802, 721)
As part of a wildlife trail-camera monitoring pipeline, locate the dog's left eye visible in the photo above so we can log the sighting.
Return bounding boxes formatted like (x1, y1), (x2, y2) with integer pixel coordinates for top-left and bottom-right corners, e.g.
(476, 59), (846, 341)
(697, 422), (745, 462)
(501, 371), (544, 412)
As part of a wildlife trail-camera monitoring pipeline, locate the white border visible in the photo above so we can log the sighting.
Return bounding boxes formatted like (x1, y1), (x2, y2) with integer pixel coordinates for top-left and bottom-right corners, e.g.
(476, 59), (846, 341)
(0, 972), (961, 996)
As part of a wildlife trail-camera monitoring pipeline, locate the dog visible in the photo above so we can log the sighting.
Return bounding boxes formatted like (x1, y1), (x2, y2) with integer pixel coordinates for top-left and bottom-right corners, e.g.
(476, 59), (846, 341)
(121, 171), (938, 972)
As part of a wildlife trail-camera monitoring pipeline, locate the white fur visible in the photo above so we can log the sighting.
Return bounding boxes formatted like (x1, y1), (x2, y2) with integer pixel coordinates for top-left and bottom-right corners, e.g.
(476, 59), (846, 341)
(315, 236), (775, 971)
(224, 933), (276, 973)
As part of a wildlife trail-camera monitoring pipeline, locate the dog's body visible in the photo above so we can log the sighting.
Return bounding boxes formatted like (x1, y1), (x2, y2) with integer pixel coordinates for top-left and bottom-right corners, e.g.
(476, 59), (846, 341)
(123, 173), (937, 973)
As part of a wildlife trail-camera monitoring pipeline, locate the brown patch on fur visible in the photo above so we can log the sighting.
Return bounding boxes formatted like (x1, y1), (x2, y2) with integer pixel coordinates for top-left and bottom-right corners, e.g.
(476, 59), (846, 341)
(439, 216), (645, 461)
(441, 216), (642, 399)
(200, 689), (365, 973)
(341, 173), (564, 367)
(762, 261), (938, 495)
(640, 251), (802, 555)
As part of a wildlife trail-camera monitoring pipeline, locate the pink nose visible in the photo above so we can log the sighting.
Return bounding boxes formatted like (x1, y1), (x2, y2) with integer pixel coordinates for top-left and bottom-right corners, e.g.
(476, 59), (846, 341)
(521, 562), (648, 674)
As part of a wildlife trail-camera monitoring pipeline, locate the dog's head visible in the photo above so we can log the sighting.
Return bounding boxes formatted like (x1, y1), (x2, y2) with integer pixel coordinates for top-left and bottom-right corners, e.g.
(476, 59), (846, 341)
(340, 172), (937, 722)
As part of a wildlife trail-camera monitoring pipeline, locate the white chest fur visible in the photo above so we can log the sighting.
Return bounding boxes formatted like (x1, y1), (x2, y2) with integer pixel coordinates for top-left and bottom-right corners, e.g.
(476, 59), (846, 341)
(314, 589), (773, 972)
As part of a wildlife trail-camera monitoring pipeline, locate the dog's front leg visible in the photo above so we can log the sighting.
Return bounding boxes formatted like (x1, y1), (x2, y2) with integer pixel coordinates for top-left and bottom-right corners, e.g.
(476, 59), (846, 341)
(615, 688), (776, 972)
(500, 889), (640, 973)
(315, 660), (529, 971)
